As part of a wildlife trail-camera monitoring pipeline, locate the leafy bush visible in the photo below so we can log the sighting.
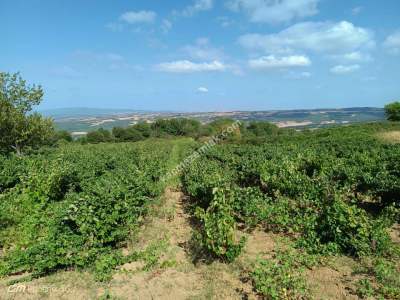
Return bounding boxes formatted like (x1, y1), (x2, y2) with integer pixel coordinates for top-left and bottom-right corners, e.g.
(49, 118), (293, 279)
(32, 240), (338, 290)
(356, 258), (400, 299)
(0, 155), (25, 192)
(194, 188), (245, 262)
(86, 128), (113, 143)
(385, 101), (400, 121)
(112, 127), (144, 142)
(356, 278), (374, 299)
(302, 196), (393, 257)
(0, 141), (174, 280)
(251, 246), (311, 300)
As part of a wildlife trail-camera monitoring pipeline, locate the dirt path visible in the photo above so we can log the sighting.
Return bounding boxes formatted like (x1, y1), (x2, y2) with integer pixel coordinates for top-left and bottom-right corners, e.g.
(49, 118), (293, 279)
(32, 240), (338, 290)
(110, 187), (256, 300)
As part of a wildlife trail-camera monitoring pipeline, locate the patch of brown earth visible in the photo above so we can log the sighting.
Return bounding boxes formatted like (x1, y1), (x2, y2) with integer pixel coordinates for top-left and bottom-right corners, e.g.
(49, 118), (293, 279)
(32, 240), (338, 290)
(378, 131), (400, 143)
(306, 257), (360, 300)
(109, 187), (206, 299)
(192, 262), (257, 300)
(111, 268), (204, 300)
(111, 187), (259, 300)
(389, 223), (400, 244)
(242, 229), (276, 260)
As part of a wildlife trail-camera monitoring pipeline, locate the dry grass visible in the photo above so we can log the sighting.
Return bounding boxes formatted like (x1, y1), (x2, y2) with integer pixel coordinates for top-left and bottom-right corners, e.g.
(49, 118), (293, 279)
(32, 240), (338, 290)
(377, 131), (400, 143)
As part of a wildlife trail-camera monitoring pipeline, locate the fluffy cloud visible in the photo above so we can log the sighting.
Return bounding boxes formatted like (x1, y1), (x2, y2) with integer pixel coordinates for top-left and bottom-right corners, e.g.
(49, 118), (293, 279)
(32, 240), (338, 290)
(182, 0), (214, 17)
(217, 16), (234, 28)
(156, 60), (227, 73)
(226, 0), (319, 24)
(161, 19), (173, 33)
(197, 87), (209, 93)
(238, 21), (375, 54)
(384, 31), (400, 55)
(119, 10), (157, 24)
(341, 51), (372, 62)
(248, 55), (311, 69)
(331, 51), (373, 63)
(50, 66), (81, 78)
(105, 22), (124, 32)
(286, 71), (312, 79)
(351, 6), (363, 15)
(183, 38), (225, 60)
(330, 64), (360, 74)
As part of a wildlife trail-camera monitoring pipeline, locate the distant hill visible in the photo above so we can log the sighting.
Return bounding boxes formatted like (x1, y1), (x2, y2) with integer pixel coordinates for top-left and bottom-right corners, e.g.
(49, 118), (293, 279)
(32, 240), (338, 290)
(42, 107), (386, 134)
(39, 107), (149, 119)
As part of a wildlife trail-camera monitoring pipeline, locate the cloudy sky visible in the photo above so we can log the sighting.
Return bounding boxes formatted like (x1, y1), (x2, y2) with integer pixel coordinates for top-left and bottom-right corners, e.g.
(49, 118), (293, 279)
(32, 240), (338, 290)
(1, 0), (400, 111)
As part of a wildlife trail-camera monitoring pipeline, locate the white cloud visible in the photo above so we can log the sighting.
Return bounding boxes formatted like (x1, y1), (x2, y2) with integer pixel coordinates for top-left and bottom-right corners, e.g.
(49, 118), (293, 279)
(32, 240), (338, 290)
(238, 21), (375, 54)
(384, 31), (400, 55)
(197, 87), (209, 93)
(286, 71), (312, 79)
(50, 66), (81, 78)
(330, 51), (373, 63)
(161, 19), (172, 33)
(156, 60), (227, 73)
(351, 6), (363, 15)
(362, 76), (377, 82)
(217, 16), (234, 28)
(330, 64), (360, 74)
(248, 55), (311, 69)
(299, 71), (311, 77)
(105, 22), (124, 32)
(182, 0), (214, 17)
(120, 10), (157, 24)
(103, 53), (124, 62)
(226, 0), (319, 24)
(183, 38), (226, 60)
(341, 51), (372, 62)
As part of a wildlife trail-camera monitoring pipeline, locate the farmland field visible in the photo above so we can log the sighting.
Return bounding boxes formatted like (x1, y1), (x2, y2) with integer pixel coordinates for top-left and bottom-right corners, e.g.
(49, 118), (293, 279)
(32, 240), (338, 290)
(0, 122), (400, 299)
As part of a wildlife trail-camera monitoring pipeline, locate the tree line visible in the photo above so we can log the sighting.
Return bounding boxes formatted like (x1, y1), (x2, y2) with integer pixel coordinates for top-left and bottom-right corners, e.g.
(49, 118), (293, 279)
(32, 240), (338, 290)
(79, 117), (283, 144)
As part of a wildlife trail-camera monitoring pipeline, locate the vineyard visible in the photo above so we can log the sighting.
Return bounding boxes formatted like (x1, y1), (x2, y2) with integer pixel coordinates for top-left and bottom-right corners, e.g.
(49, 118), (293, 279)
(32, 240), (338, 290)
(0, 122), (400, 299)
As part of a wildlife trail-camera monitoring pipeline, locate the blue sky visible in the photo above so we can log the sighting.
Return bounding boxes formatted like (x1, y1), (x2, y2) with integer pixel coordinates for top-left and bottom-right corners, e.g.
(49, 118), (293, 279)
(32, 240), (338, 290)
(1, 0), (400, 111)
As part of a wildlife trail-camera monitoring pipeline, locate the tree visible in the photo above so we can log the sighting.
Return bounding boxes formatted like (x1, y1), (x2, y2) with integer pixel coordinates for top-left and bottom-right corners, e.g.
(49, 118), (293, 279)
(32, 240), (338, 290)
(151, 118), (201, 137)
(54, 130), (73, 142)
(385, 101), (400, 121)
(86, 128), (113, 143)
(0, 72), (54, 155)
(246, 121), (279, 137)
(132, 122), (152, 138)
(112, 126), (144, 142)
(112, 127), (126, 141)
(0, 72), (43, 113)
(124, 127), (144, 142)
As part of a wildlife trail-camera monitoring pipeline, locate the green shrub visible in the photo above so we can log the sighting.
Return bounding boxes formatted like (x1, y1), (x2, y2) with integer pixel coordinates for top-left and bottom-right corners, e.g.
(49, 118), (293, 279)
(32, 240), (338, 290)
(385, 101), (400, 121)
(251, 246), (310, 300)
(194, 188), (245, 262)
(0, 141), (174, 280)
(304, 196), (393, 257)
(356, 278), (374, 299)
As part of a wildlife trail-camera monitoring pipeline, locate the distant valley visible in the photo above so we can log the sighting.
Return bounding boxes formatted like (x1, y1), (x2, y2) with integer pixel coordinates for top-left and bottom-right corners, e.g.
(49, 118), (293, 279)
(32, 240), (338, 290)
(40, 107), (386, 136)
